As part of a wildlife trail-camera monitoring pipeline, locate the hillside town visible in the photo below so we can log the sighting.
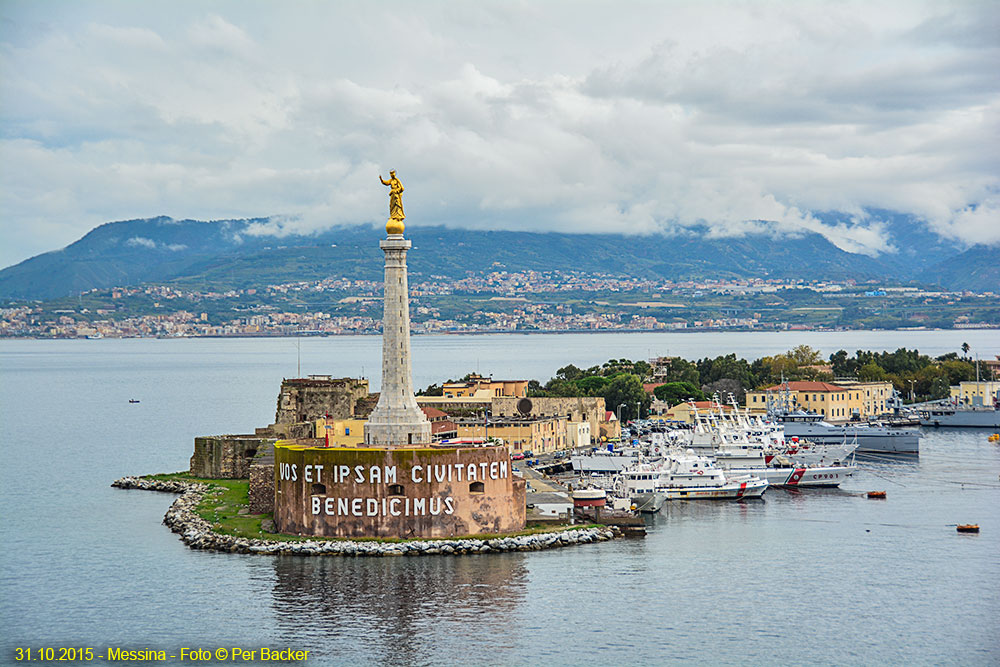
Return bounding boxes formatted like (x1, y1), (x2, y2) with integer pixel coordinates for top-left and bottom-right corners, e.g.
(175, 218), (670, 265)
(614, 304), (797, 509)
(2, 270), (997, 338)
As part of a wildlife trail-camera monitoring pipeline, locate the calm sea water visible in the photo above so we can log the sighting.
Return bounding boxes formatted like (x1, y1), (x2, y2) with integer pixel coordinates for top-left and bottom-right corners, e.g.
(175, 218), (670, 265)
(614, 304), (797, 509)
(2, 332), (999, 666)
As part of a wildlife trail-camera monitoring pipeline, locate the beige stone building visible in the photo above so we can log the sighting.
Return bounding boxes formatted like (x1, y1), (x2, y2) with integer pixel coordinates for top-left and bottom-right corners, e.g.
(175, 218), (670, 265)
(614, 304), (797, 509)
(745, 380), (895, 420)
(492, 396), (606, 444)
(442, 374), (528, 398)
(454, 415), (568, 454)
(950, 381), (1000, 407)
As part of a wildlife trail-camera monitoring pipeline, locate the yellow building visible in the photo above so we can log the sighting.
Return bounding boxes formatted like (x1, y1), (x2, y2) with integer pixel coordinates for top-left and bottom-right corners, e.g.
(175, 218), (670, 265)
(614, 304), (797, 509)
(454, 415), (567, 454)
(442, 374), (529, 399)
(313, 417), (367, 447)
(950, 381), (1000, 407)
(746, 380), (894, 421)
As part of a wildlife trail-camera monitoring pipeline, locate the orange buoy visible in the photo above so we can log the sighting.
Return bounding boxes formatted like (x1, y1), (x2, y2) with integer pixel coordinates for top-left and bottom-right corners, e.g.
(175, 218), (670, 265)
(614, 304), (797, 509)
(956, 524), (980, 533)
(867, 491), (887, 499)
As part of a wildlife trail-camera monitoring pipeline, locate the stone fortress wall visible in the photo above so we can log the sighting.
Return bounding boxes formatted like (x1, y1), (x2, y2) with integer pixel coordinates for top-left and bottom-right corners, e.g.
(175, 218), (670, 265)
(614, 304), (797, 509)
(189, 435), (273, 479)
(275, 377), (370, 424)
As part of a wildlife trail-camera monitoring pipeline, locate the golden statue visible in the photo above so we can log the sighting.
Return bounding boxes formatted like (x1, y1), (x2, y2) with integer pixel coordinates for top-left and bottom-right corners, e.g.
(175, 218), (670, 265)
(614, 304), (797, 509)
(379, 170), (405, 234)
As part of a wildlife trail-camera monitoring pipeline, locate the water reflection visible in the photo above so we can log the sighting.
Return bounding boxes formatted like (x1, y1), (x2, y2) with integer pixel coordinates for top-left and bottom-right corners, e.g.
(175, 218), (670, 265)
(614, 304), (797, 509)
(270, 553), (528, 666)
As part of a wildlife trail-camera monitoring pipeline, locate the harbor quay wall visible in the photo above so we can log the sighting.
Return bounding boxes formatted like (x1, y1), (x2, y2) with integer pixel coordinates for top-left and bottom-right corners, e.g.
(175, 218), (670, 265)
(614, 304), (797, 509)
(273, 444), (526, 539)
(189, 435), (273, 479)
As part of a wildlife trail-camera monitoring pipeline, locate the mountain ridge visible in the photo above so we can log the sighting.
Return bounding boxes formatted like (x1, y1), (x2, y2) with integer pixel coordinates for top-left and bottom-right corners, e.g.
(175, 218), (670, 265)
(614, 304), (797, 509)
(1, 216), (995, 300)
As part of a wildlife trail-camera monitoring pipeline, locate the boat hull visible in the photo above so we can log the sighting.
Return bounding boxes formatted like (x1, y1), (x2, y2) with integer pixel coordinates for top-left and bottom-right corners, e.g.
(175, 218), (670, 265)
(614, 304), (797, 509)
(724, 465), (854, 488)
(919, 408), (1000, 428)
(780, 422), (919, 454)
(630, 491), (665, 513)
(661, 479), (767, 500)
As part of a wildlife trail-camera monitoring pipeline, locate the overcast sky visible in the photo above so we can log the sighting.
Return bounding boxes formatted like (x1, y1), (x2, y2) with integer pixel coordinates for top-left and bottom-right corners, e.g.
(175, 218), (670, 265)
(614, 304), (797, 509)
(1, 0), (997, 269)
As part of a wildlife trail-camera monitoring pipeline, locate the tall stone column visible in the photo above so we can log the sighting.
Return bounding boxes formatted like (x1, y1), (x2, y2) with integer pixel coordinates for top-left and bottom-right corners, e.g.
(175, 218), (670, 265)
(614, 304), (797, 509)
(364, 230), (431, 447)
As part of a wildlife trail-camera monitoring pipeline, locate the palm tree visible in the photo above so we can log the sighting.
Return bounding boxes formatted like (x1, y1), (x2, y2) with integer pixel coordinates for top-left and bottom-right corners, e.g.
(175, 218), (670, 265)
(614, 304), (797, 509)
(961, 342), (970, 358)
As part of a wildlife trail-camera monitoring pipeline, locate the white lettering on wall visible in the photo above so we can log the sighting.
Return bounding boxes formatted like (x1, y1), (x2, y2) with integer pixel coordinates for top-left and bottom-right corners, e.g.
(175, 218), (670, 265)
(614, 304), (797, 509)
(311, 495), (457, 517)
(411, 465), (423, 483)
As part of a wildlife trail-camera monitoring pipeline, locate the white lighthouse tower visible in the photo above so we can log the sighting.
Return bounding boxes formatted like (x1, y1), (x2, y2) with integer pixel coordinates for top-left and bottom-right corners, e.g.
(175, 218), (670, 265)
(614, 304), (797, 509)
(364, 172), (431, 447)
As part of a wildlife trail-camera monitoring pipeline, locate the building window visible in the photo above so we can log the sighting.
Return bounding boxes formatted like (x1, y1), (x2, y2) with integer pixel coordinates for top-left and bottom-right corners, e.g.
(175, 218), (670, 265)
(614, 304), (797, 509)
(388, 484), (405, 496)
(469, 481), (485, 493)
(311, 483), (326, 495)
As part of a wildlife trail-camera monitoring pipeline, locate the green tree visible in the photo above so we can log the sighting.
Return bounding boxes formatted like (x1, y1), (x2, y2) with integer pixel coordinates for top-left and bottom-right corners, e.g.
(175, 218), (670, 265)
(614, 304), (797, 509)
(857, 362), (888, 382)
(655, 357), (700, 385)
(829, 350), (855, 377)
(602, 373), (648, 420)
(790, 344), (822, 365)
(696, 353), (757, 389)
(575, 375), (611, 395)
(555, 364), (582, 381)
(940, 359), (975, 386)
(653, 381), (705, 405)
(417, 383), (443, 396)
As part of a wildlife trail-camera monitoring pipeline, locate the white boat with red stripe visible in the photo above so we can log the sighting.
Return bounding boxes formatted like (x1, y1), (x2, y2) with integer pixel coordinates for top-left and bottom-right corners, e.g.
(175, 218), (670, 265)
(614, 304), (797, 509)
(654, 450), (767, 500)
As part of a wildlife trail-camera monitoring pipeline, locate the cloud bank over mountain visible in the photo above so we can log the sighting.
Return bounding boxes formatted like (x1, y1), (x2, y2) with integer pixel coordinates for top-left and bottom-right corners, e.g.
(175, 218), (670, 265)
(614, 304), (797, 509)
(1, 1), (997, 268)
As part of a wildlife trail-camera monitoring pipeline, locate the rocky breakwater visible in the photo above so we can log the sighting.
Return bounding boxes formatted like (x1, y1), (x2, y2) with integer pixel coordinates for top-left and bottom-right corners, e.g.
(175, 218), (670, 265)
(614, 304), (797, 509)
(111, 476), (619, 556)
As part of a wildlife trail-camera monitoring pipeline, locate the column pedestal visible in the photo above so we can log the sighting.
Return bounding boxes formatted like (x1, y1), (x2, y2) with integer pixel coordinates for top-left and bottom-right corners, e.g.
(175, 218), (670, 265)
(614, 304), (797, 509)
(364, 233), (431, 447)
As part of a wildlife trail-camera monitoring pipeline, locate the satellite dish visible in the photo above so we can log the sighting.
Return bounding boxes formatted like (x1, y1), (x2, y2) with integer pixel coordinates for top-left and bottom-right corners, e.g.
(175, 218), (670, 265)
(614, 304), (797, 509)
(517, 398), (533, 415)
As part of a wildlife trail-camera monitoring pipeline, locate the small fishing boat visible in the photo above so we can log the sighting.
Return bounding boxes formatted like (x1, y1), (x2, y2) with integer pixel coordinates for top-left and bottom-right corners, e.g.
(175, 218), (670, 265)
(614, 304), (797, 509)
(956, 524), (980, 533)
(867, 491), (887, 499)
(128, 399), (140, 404)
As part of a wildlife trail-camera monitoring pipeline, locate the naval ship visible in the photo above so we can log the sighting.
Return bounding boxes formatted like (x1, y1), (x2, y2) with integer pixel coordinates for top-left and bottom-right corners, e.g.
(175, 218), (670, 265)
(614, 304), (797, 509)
(764, 388), (919, 455)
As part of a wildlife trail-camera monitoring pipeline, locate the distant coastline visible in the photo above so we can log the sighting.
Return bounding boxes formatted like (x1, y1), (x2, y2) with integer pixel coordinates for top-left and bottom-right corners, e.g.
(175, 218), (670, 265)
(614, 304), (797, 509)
(3, 324), (998, 341)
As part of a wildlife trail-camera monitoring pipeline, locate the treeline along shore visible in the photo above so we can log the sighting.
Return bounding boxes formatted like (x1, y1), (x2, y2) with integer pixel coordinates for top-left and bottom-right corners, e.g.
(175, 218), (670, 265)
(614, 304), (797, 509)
(420, 345), (991, 420)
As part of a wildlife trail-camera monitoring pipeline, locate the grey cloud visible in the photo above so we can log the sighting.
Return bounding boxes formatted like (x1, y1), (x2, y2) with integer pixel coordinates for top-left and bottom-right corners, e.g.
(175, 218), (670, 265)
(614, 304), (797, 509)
(0, 1), (997, 268)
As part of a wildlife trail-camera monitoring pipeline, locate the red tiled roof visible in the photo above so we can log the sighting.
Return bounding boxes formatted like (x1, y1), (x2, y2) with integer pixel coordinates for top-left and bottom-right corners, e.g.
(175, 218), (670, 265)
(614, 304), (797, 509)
(643, 383), (664, 394)
(430, 420), (456, 435)
(421, 406), (448, 419)
(762, 381), (845, 392)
